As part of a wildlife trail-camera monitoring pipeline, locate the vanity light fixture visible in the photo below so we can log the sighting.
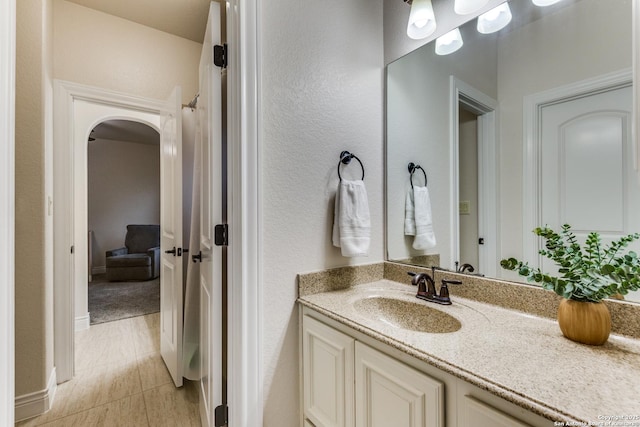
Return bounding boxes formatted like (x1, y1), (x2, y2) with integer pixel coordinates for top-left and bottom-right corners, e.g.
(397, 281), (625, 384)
(454, 0), (490, 15)
(532, 0), (562, 6)
(477, 2), (512, 34)
(435, 28), (463, 55)
(407, 0), (437, 40)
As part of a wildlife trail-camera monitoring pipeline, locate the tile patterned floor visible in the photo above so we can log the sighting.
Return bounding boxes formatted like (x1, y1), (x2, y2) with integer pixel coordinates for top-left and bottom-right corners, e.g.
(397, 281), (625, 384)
(16, 313), (201, 426)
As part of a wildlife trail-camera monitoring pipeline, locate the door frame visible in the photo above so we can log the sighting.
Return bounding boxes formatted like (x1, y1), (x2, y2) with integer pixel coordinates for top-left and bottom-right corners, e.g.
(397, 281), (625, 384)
(227, 0), (263, 424)
(522, 69), (633, 267)
(449, 77), (499, 277)
(53, 80), (163, 382)
(0, 0), (15, 424)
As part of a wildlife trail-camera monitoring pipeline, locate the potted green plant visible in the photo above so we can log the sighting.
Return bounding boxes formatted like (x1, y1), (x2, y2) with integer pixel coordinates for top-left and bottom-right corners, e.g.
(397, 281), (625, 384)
(501, 224), (640, 345)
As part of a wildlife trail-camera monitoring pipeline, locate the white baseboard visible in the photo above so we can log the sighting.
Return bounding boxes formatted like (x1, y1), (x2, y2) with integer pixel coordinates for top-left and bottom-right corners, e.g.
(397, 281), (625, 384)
(15, 367), (57, 422)
(91, 266), (105, 275)
(75, 312), (90, 331)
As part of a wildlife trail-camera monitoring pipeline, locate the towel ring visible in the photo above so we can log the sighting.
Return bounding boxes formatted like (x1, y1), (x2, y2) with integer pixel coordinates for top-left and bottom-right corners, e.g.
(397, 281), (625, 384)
(408, 162), (427, 189)
(338, 151), (365, 181)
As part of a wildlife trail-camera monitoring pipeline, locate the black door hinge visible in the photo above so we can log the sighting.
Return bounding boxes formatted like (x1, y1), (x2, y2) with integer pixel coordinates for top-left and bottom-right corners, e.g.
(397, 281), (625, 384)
(214, 44), (227, 68)
(478, 237), (485, 245)
(70, 245), (74, 254)
(214, 404), (228, 427)
(214, 224), (229, 246)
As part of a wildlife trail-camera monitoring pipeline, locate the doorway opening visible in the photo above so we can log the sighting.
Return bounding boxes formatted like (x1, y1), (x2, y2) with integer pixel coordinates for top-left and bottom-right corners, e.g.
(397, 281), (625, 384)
(449, 77), (499, 277)
(458, 106), (480, 271)
(87, 120), (161, 325)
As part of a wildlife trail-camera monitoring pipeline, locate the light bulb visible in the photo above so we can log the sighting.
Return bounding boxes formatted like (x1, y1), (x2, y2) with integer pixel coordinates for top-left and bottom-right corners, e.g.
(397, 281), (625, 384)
(454, 0), (490, 15)
(414, 19), (428, 29)
(477, 2), (512, 34)
(435, 28), (464, 55)
(407, 0), (437, 40)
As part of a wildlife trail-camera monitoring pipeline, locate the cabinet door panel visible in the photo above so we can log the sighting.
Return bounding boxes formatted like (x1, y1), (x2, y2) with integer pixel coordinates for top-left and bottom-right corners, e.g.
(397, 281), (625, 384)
(355, 342), (444, 427)
(459, 395), (531, 427)
(303, 315), (355, 427)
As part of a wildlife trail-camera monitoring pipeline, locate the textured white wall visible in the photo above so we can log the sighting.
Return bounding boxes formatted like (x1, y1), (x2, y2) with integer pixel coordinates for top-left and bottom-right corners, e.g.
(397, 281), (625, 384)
(88, 138), (160, 270)
(497, 0), (632, 280)
(53, 0), (201, 105)
(261, 0), (384, 424)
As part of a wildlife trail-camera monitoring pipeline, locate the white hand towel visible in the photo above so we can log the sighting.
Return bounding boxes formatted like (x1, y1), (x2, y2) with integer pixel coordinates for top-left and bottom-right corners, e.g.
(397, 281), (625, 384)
(332, 185), (342, 248)
(332, 180), (371, 257)
(412, 186), (437, 250)
(404, 187), (416, 236)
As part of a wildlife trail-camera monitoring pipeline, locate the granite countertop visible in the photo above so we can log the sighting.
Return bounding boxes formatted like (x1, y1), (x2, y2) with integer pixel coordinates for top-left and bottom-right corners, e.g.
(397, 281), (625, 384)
(298, 279), (640, 425)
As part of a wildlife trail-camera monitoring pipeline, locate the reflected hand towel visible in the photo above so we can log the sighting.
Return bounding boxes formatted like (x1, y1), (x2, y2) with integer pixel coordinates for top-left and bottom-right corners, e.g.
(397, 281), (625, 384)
(412, 186), (436, 250)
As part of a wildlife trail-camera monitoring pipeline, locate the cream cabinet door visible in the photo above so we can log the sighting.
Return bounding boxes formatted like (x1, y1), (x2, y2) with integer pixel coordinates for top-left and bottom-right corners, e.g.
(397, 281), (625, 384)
(303, 315), (355, 427)
(458, 395), (531, 427)
(355, 342), (444, 427)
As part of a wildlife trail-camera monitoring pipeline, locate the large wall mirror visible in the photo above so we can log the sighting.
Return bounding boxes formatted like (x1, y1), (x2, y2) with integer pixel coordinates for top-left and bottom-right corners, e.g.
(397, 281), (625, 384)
(386, 0), (640, 303)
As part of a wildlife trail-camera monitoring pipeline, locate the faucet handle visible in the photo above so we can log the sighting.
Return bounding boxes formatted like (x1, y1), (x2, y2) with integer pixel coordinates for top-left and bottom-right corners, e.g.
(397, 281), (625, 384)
(438, 281), (450, 300)
(438, 279), (462, 303)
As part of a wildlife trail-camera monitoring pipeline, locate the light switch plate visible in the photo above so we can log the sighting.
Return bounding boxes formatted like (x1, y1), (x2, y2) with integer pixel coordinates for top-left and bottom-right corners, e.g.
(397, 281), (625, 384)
(459, 200), (470, 215)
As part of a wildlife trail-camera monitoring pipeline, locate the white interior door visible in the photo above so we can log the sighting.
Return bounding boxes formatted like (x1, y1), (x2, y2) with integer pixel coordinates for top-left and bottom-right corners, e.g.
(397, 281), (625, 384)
(198, 3), (222, 426)
(160, 86), (184, 387)
(540, 85), (640, 301)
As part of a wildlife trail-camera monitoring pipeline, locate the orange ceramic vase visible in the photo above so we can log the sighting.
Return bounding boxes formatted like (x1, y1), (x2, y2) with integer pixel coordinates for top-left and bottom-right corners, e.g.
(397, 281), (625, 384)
(557, 299), (611, 346)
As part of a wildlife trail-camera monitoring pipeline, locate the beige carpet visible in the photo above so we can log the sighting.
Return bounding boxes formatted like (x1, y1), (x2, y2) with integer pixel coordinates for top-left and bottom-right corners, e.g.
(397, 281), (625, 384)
(88, 274), (160, 325)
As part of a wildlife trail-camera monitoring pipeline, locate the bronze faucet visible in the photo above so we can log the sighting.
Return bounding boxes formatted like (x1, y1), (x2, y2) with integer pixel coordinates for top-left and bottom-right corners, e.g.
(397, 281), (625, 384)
(408, 272), (461, 305)
(455, 262), (475, 273)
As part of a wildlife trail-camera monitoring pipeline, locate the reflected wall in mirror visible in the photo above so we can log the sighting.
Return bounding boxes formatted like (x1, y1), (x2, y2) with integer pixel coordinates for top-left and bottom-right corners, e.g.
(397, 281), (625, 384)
(386, 0), (640, 302)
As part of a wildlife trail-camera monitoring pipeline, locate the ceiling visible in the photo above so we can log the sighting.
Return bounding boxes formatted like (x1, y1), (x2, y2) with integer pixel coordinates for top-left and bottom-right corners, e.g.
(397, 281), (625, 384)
(91, 120), (159, 145)
(65, 0), (211, 43)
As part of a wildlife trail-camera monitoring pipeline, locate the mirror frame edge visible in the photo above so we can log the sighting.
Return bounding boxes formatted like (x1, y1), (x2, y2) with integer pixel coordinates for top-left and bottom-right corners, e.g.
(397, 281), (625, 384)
(635, 0), (640, 180)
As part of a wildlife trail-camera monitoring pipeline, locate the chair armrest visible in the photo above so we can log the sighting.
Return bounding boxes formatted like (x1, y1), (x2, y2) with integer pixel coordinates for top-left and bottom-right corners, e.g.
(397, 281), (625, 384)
(106, 247), (128, 257)
(148, 246), (161, 278)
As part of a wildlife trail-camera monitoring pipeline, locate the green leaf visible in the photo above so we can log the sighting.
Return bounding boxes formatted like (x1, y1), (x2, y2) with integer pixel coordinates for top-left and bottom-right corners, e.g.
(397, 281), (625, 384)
(600, 264), (615, 275)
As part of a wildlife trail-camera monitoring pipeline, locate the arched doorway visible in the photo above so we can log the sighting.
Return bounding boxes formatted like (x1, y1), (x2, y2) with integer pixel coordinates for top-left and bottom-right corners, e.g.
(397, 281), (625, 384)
(86, 119), (161, 325)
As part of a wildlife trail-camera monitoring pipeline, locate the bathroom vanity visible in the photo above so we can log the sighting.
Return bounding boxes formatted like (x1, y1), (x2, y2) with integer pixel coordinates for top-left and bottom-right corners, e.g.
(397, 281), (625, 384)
(297, 268), (640, 427)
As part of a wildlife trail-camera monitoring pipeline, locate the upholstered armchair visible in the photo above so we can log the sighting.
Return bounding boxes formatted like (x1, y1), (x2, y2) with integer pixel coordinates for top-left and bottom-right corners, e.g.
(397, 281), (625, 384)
(105, 224), (161, 281)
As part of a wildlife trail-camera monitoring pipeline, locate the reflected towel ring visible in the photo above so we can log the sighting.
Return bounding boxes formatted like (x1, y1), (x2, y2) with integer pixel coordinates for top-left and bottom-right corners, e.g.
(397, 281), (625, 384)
(338, 151), (365, 181)
(408, 162), (427, 189)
